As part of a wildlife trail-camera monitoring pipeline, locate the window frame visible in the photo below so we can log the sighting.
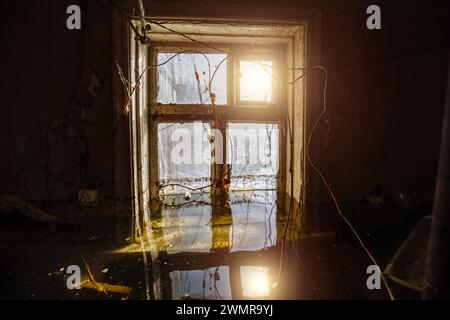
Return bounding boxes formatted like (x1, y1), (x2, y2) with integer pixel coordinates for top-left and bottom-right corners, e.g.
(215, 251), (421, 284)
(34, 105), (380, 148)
(148, 42), (287, 199)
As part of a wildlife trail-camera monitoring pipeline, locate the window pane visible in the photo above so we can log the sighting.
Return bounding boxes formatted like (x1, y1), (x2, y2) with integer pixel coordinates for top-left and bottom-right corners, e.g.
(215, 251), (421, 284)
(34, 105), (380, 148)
(227, 123), (278, 190)
(239, 60), (272, 103)
(158, 122), (212, 195)
(157, 52), (227, 105)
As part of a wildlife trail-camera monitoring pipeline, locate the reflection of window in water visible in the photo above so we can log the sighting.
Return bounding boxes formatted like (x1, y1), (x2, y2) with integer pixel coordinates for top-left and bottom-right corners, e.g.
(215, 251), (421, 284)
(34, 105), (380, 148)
(159, 191), (277, 253)
(170, 266), (271, 300)
(229, 191), (277, 252)
(170, 267), (231, 300)
(161, 204), (212, 254)
(241, 266), (270, 298)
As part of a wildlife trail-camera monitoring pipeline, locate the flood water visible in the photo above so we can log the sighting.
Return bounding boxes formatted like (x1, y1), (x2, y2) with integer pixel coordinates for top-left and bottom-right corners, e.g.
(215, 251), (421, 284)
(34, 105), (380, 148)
(137, 190), (303, 300)
(0, 189), (394, 300)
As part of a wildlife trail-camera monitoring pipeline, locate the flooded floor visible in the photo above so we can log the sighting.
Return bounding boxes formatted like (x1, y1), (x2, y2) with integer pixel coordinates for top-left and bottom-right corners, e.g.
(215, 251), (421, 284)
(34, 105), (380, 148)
(0, 190), (422, 300)
(108, 190), (391, 300)
(144, 190), (289, 300)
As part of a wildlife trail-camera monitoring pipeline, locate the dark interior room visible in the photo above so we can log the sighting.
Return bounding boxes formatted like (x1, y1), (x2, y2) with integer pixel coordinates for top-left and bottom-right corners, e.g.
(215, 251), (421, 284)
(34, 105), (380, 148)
(0, 0), (449, 304)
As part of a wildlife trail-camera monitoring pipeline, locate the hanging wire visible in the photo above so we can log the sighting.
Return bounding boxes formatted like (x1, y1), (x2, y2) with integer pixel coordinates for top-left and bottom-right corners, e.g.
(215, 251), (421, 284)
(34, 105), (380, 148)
(304, 66), (395, 300)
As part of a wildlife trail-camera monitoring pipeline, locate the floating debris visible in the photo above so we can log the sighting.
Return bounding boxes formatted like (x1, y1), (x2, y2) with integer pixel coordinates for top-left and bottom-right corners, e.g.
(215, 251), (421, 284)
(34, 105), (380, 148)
(80, 279), (131, 295)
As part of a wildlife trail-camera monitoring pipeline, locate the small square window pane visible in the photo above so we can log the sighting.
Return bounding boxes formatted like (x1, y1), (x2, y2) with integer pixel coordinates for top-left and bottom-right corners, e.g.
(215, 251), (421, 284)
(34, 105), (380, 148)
(157, 53), (227, 105)
(239, 60), (272, 103)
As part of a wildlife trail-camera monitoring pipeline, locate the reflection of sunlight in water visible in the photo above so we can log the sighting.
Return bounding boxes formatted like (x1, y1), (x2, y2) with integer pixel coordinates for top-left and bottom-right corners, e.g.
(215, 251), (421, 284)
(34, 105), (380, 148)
(169, 266), (271, 300)
(241, 266), (270, 298)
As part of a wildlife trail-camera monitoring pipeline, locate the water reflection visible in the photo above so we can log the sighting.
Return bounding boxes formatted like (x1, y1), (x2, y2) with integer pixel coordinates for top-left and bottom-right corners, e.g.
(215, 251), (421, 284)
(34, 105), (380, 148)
(230, 191), (277, 252)
(170, 267), (231, 300)
(156, 191), (278, 253)
(241, 266), (270, 298)
(161, 204), (213, 254)
(169, 265), (272, 300)
(144, 190), (298, 300)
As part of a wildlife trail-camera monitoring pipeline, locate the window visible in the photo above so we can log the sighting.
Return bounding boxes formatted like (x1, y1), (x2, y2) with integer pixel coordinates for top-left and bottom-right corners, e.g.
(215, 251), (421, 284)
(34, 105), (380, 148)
(129, 20), (307, 259)
(152, 48), (280, 108)
(150, 45), (283, 202)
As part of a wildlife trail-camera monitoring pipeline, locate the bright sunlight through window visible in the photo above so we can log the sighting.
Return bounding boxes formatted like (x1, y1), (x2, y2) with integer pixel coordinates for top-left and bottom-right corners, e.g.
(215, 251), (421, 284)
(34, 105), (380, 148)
(239, 60), (273, 104)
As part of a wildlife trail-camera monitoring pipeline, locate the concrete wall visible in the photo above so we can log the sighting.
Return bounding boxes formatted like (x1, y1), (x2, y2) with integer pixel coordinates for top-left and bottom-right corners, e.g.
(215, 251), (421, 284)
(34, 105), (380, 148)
(0, 0), (114, 206)
(320, 4), (449, 201)
(0, 0), (448, 213)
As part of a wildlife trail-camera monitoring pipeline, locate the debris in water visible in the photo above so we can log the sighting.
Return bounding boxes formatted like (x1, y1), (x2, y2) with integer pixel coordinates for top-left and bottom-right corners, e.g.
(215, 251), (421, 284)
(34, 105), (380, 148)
(80, 280), (131, 295)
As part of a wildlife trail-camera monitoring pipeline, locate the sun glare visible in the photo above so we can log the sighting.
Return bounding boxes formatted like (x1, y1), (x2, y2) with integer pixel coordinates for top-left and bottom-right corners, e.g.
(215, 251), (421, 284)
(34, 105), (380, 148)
(241, 266), (270, 298)
(239, 60), (273, 103)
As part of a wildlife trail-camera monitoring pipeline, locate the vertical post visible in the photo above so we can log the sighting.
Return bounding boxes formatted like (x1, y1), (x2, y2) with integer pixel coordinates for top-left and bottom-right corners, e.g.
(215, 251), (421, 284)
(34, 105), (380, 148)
(211, 117), (228, 203)
(423, 53), (450, 299)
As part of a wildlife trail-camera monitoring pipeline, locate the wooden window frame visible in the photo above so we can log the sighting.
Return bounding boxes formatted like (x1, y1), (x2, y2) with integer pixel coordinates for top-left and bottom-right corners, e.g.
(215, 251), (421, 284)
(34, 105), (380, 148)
(148, 42), (287, 200)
